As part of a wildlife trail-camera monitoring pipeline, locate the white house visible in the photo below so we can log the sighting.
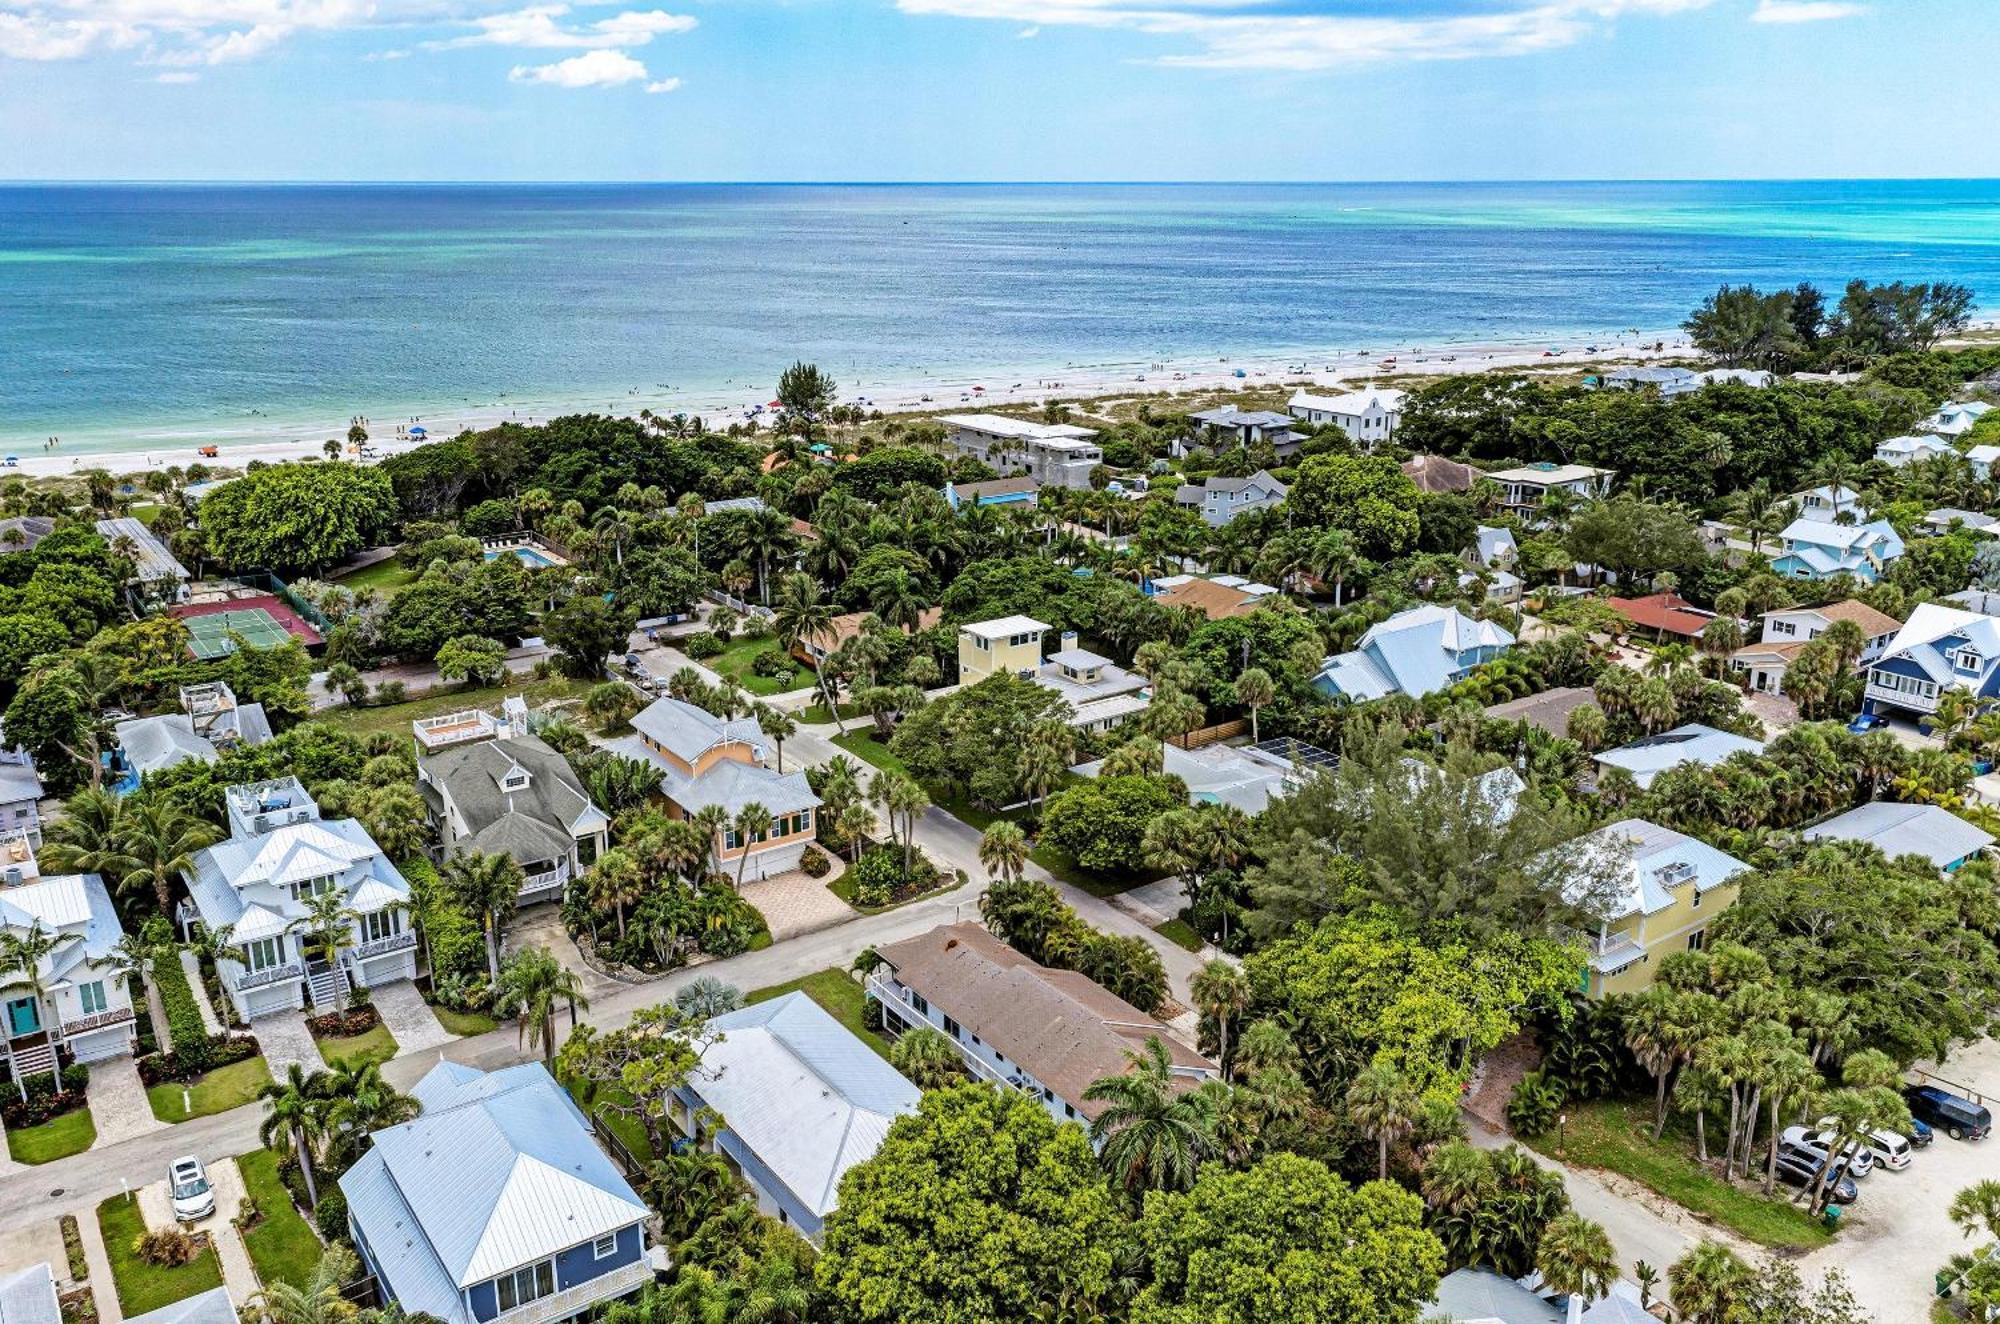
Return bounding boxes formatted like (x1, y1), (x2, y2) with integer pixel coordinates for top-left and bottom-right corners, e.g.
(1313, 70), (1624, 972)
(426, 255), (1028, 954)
(1286, 387), (1406, 446)
(1730, 599), (1903, 696)
(1592, 724), (1766, 791)
(1804, 801), (1995, 874)
(1602, 366), (1699, 397)
(1968, 445), (2000, 482)
(1487, 463), (1614, 521)
(0, 747), (44, 847)
(940, 415), (1102, 490)
(1172, 471), (1288, 527)
(1875, 434), (1958, 467)
(1694, 368), (1774, 388)
(0, 834), (139, 1071)
(1919, 401), (1995, 439)
(111, 682), (273, 789)
(181, 778), (416, 1020)
(1186, 407), (1303, 456)
(1792, 484), (1874, 525)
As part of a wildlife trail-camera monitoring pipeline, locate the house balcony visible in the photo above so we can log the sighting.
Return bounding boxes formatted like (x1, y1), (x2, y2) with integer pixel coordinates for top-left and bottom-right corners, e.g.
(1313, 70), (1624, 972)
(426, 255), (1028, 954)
(236, 962), (305, 992)
(498, 1259), (653, 1324)
(61, 1006), (136, 1037)
(350, 931), (417, 962)
(520, 862), (571, 899)
(1863, 678), (1942, 716)
(865, 974), (1032, 1096)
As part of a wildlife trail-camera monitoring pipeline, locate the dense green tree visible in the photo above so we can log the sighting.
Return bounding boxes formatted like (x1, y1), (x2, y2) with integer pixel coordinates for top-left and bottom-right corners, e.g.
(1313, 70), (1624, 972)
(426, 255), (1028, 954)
(815, 1085), (1127, 1324)
(543, 595), (636, 679)
(199, 462), (397, 573)
(1039, 774), (1186, 875)
(888, 673), (1073, 808)
(1282, 453), (1421, 559)
(1131, 1152), (1442, 1324)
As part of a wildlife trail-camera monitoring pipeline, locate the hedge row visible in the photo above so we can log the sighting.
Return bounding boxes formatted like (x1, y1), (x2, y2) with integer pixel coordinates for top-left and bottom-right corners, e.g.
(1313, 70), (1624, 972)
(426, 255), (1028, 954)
(151, 951), (213, 1070)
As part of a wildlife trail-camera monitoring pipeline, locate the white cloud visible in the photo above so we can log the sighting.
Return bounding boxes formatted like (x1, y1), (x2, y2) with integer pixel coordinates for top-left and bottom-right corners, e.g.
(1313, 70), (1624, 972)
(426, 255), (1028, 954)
(508, 46), (653, 86)
(0, 13), (143, 60)
(438, 4), (696, 51)
(1750, 0), (1862, 21)
(897, 0), (1716, 71)
(155, 69), (198, 81)
(644, 75), (678, 91)
(1, 0), (386, 65)
(1018, 24), (1039, 36)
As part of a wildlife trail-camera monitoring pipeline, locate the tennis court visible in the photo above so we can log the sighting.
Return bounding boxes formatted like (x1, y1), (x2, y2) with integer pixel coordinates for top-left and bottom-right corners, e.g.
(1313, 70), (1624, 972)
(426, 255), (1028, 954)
(171, 594), (323, 659)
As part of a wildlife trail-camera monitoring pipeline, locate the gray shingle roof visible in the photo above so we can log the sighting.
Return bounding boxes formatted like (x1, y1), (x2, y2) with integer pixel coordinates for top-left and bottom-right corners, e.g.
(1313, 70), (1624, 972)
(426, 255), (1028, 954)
(418, 735), (602, 862)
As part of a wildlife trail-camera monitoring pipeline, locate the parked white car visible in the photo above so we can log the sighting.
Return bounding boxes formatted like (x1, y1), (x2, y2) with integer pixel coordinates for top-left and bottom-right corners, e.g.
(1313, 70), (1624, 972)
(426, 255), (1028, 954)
(1782, 1125), (1875, 1178)
(1813, 1119), (1914, 1171)
(169, 1156), (214, 1222)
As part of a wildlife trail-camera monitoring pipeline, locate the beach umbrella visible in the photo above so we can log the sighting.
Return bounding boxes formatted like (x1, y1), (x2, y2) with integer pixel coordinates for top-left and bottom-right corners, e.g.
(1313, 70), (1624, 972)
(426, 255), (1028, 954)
(408, 425), (428, 437)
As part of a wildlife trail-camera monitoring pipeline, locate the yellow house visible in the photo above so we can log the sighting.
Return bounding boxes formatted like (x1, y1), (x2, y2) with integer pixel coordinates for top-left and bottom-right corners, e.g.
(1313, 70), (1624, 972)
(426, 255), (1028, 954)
(607, 696), (820, 880)
(958, 615), (1050, 685)
(1567, 819), (1748, 998)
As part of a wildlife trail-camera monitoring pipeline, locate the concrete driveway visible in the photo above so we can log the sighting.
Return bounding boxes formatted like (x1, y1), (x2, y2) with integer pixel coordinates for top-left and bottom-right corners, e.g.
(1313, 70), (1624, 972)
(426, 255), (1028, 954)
(136, 1156), (258, 1303)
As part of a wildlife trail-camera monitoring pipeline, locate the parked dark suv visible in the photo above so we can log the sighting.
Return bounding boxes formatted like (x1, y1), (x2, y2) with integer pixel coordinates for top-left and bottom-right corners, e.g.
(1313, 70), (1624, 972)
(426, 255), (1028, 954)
(1904, 1085), (1992, 1141)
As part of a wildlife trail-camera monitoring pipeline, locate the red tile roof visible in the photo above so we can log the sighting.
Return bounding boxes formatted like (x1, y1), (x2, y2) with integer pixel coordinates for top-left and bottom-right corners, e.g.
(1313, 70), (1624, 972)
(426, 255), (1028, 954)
(1607, 593), (1714, 639)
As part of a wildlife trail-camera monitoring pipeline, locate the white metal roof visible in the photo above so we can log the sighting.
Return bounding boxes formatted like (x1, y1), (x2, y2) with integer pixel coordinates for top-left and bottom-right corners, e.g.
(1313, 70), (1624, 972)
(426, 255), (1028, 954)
(961, 614), (1050, 640)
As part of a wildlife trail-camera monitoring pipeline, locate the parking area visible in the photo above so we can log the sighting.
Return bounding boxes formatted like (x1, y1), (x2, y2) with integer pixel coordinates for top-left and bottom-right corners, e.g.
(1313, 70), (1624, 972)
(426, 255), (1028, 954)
(1799, 1036), (2000, 1322)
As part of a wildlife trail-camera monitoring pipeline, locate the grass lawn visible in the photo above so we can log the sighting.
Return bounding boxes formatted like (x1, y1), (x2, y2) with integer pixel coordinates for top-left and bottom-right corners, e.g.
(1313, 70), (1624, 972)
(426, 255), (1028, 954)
(1154, 918), (1204, 952)
(1524, 1098), (1832, 1251)
(331, 557), (420, 596)
(97, 1196), (223, 1317)
(708, 635), (812, 697)
(1030, 841), (1148, 899)
(146, 1057), (273, 1124)
(6, 1107), (96, 1164)
(797, 701), (862, 724)
(561, 1078), (667, 1166)
(746, 968), (892, 1061)
(318, 675), (594, 743)
(315, 1021), (396, 1069)
(235, 1149), (322, 1292)
(430, 1006), (498, 1037)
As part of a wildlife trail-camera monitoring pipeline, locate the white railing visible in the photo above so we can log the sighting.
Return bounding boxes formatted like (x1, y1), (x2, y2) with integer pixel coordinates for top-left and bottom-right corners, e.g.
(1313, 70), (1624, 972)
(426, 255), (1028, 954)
(498, 1260), (653, 1324)
(1863, 679), (1940, 714)
(411, 711), (502, 751)
(351, 932), (416, 962)
(521, 865), (568, 895)
(237, 962), (304, 991)
(865, 974), (1031, 1095)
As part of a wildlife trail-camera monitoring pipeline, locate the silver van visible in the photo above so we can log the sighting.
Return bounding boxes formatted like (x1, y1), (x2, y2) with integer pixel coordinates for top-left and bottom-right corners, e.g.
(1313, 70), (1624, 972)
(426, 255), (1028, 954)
(1814, 1120), (1913, 1171)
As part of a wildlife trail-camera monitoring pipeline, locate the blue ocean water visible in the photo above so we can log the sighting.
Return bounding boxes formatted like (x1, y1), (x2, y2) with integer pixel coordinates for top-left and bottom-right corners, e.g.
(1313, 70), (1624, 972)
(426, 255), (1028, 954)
(3, 180), (1998, 450)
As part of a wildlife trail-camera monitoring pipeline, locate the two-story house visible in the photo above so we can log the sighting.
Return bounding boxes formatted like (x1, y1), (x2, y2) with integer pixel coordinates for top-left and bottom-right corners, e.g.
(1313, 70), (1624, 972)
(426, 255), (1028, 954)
(1791, 483), (1873, 524)
(1150, 574), (1279, 622)
(669, 992), (920, 1239)
(1730, 599), (1903, 696)
(1566, 819), (1749, 998)
(1286, 387), (1406, 446)
(607, 698), (818, 881)
(1313, 605), (1515, 703)
(1875, 434), (1958, 467)
(109, 682), (273, 792)
(865, 922), (1217, 1129)
(957, 618), (1150, 731)
(1185, 407), (1304, 456)
(1770, 516), (1905, 583)
(1173, 471), (1288, 527)
(1861, 601), (2000, 721)
(0, 746), (45, 846)
(1920, 400), (1996, 439)
(956, 615), (1052, 685)
(942, 477), (1040, 512)
(342, 1061), (653, 1324)
(940, 415), (1102, 489)
(1487, 463), (1614, 522)
(181, 779), (416, 1019)
(0, 833), (139, 1073)
(415, 700), (610, 907)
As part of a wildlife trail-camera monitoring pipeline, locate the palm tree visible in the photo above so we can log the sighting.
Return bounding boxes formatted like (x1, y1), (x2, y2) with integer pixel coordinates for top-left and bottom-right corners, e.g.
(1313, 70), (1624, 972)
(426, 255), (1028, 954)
(286, 888), (363, 977)
(1083, 1036), (1220, 1195)
(755, 706), (798, 773)
(321, 1057), (418, 1160)
(1535, 1212), (1618, 1305)
(888, 1027), (966, 1089)
(1188, 959), (1249, 1077)
(38, 787), (132, 893)
(1668, 1240), (1750, 1324)
(1232, 667), (1275, 742)
(1345, 1062), (1418, 1182)
(248, 1243), (360, 1324)
(116, 799), (221, 917)
(260, 1062), (330, 1209)
(582, 849), (643, 941)
(0, 922), (81, 1098)
(494, 946), (591, 1068)
(771, 572), (844, 731)
(978, 821), (1030, 884)
(728, 802), (771, 890)
(672, 975), (743, 1022)
(737, 506), (795, 604)
(443, 852), (524, 984)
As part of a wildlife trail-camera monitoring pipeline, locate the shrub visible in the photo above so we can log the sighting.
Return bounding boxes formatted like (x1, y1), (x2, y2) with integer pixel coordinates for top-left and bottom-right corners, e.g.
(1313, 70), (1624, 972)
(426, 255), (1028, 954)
(459, 499), (518, 538)
(749, 647), (795, 679)
(152, 954), (212, 1072)
(430, 972), (492, 1014)
(60, 1214), (87, 1281)
(426, 899), (489, 985)
(60, 1063), (90, 1095)
(681, 631), (724, 660)
(849, 846), (908, 908)
(233, 1196), (261, 1231)
(137, 1033), (260, 1087)
(132, 1228), (198, 1268)
(307, 1005), (379, 1038)
(314, 1190), (349, 1244)
(372, 680), (408, 705)
(1505, 1070), (1567, 1137)
(799, 844), (831, 879)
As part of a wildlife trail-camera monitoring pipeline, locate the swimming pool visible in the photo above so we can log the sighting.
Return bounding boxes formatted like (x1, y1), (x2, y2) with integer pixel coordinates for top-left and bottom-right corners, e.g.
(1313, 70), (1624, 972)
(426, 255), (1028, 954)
(485, 546), (556, 569)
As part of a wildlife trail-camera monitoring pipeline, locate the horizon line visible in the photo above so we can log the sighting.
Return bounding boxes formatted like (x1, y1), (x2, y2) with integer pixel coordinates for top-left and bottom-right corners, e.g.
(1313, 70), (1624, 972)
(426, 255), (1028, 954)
(4, 175), (2000, 188)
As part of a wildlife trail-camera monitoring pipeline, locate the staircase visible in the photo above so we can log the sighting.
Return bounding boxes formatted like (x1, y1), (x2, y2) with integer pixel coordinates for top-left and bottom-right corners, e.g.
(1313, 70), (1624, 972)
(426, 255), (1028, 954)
(305, 962), (351, 1010)
(10, 1041), (56, 1077)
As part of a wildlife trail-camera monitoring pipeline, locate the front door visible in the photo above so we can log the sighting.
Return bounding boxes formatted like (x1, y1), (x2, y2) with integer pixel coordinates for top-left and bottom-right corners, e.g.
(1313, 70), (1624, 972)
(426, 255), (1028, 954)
(6, 997), (39, 1037)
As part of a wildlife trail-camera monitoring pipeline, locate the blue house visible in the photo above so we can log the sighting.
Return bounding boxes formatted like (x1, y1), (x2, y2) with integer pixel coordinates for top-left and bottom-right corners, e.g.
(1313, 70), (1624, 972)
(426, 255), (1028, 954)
(341, 1062), (652, 1324)
(670, 991), (920, 1239)
(1770, 516), (1904, 583)
(1313, 605), (1515, 702)
(1862, 601), (2000, 720)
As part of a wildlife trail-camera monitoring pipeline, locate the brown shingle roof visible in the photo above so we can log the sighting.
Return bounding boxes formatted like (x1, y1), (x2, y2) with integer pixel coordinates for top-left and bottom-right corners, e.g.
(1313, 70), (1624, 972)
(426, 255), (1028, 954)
(952, 477), (1041, 501)
(1607, 593), (1714, 639)
(1401, 454), (1476, 494)
(1815, 598), (1903, 637)
(1481, 686), (1597, 739)
(873, 923), (1213, 1117)
(1159, 578), (1263, 622)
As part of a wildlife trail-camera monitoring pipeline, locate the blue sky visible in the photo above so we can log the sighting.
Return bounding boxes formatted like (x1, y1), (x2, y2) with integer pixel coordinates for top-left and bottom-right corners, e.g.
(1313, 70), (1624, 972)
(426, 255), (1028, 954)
(0, 0), (1992, 180)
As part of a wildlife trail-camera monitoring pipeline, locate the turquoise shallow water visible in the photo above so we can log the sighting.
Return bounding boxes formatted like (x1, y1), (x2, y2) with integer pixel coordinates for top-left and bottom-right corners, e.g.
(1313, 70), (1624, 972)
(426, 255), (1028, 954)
(3, 180), (1998, 450)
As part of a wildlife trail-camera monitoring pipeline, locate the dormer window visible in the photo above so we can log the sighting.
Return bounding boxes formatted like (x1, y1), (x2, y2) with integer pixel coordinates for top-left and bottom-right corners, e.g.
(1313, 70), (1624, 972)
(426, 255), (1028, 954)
(500, 766), (531, 792)
(288, 874), (336, 902)
(1957, 650), (1983, 674)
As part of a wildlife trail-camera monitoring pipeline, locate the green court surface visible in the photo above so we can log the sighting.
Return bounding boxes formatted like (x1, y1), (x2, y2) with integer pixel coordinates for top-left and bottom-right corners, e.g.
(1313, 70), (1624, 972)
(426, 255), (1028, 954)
(183, 608), (293, 659)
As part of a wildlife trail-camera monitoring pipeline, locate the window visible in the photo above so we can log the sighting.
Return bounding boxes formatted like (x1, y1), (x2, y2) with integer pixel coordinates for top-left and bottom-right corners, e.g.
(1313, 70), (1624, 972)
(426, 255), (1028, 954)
(494, 1261), (556, 1314)
(908, 990), (928, 1016)
(1691, 887), (1702, 909)
(77, 981), (107, 1015)
(942, 1015), (961, 1041)
(1770, 619), (1795, 637)
(289, 874), (335, 903)
(592, 1234), (618, 1260)
(1064, 1103), (1076, 1119)
(361, 909), (401, 943)
(245, 937), (284, 972)
(1687, 930), (1706, 952)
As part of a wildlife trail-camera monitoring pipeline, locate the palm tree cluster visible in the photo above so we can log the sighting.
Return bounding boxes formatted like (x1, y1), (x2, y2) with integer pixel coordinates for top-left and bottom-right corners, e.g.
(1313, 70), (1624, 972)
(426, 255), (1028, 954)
(257, 1059), (418, 1210)
(39, 788), (220, 920)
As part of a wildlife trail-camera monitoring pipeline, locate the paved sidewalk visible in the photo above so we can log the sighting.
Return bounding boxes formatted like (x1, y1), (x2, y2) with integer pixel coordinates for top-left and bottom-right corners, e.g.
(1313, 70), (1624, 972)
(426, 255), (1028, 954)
(369, 981), (452, 1057)
(87, 1056), (166, 1147)
(75, 1202), (123, 1324)
(252, 1013), (320, 1080)
(177, 952), (226, 1039)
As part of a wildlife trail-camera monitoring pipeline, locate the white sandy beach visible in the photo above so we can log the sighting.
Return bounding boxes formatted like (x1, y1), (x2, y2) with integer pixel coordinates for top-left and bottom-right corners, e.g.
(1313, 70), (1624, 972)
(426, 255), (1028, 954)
(5, 327), (1697, 480)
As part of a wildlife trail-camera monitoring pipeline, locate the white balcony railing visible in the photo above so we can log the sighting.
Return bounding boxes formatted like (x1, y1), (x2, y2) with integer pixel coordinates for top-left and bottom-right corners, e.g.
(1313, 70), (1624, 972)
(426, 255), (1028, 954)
(237, 962), (304, 992)
(497, 1260), (653, 1324)
(521, 864), (569, 896)
(865, 974), (1032, 1096)
(351, 931), (417, 962)
(1863, 679), (1941, 714)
